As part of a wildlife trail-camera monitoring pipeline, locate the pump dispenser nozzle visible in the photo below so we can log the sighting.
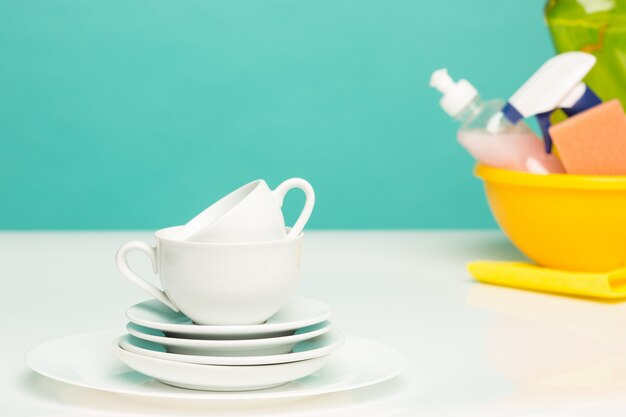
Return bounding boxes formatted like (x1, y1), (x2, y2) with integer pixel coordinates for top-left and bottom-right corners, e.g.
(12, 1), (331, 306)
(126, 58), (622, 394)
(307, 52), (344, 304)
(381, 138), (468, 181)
(430, 68), (478, 118)
(429, 69), (456, 93)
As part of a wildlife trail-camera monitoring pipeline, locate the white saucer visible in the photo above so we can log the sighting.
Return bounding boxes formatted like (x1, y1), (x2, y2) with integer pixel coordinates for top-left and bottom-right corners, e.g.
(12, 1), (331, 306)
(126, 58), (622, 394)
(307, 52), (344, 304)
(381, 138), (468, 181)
(26, 329), (407, 401)
(118, 329), (344, 366)
(126, 297), (332, 339)
(127, 321), (331, 356)
(117, 344), (330, 391)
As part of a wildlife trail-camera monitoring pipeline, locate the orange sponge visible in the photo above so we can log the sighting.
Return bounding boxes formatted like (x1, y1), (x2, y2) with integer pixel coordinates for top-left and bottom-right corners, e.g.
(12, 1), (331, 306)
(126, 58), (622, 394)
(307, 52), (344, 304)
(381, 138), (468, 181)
(549, 99), (626, 175)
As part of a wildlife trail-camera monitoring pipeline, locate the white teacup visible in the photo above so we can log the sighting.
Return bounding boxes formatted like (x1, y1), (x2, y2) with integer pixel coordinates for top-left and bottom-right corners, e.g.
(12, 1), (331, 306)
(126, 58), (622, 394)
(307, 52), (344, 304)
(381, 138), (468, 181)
(116, 226), (303, 325)
(177, 178), (314, 242)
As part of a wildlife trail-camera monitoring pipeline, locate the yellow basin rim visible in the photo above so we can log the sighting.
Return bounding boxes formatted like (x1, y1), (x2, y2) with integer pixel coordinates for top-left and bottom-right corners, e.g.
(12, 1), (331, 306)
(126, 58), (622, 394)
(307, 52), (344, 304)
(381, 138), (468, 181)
(474, 164), (626, 190)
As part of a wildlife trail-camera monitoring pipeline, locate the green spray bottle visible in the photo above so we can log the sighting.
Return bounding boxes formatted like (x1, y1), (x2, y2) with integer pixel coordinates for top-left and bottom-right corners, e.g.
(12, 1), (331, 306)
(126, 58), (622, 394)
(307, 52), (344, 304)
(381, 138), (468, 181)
(545, 0), (626, 107)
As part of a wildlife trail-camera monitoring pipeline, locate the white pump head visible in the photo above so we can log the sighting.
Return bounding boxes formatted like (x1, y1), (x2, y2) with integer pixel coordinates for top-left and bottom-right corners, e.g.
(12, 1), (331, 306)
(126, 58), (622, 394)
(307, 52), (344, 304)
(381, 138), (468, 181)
(430, 68), (478, 117)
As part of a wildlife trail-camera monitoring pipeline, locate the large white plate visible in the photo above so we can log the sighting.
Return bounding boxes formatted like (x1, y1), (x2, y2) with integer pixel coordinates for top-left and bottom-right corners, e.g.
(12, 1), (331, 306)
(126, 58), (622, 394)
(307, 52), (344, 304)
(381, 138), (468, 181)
(127, 297), (332, 339)
(119, 328), (344, 365)
(26, 329), (406, 401)
(126, 321), (331, 356)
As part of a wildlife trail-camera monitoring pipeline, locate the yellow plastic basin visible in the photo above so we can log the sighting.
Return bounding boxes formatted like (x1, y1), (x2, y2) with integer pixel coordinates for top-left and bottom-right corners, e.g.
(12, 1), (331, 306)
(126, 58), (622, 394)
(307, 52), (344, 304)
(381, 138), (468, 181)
(475, 164), (626, 272)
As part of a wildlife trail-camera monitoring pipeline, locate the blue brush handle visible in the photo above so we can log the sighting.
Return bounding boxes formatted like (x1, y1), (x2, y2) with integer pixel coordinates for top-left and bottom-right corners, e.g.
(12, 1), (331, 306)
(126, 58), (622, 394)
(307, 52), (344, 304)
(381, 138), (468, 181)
(536, 112), (554, 154)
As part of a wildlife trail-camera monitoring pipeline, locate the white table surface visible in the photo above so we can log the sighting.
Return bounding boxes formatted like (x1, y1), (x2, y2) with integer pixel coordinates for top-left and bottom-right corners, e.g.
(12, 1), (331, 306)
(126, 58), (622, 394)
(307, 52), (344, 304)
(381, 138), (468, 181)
(3, 230), (626, 417)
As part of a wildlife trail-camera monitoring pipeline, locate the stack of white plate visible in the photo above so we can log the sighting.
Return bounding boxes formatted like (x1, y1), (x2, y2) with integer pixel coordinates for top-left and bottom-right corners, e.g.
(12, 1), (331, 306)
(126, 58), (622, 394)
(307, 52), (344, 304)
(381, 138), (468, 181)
(116, 297), (343, 391)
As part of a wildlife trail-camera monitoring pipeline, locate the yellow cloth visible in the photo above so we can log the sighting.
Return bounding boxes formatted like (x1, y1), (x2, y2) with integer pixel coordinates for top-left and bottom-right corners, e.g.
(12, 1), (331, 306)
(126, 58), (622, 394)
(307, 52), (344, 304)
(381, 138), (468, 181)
(468, 261), (626, 299)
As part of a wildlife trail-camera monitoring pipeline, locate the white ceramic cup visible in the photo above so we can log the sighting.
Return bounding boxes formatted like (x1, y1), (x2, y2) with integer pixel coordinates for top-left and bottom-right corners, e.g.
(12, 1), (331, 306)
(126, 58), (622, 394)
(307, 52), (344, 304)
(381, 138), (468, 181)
(176, 178), (314, 242)
(116, 226), (303, 325)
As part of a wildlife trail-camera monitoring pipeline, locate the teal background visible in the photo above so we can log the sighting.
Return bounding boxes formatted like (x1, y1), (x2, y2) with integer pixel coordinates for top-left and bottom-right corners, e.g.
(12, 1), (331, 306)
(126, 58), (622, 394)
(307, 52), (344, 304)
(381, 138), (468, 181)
(0, 0), (554, 229)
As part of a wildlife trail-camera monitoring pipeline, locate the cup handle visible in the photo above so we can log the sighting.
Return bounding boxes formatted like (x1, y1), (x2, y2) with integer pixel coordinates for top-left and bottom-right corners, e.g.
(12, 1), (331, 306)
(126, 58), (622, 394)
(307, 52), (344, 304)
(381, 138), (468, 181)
(272, 178), (315, 238)
(115, 241), (179, 312)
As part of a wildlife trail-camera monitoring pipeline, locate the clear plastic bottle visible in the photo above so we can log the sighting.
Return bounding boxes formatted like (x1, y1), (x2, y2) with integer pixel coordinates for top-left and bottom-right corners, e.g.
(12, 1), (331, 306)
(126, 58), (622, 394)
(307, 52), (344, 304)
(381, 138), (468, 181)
(430, 69), (565, 174)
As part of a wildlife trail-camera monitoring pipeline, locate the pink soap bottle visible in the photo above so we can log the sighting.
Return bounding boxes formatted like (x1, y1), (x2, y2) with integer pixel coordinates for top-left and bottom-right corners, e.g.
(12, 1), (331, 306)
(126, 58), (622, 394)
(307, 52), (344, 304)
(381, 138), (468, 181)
(430, 69), (565, 174)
